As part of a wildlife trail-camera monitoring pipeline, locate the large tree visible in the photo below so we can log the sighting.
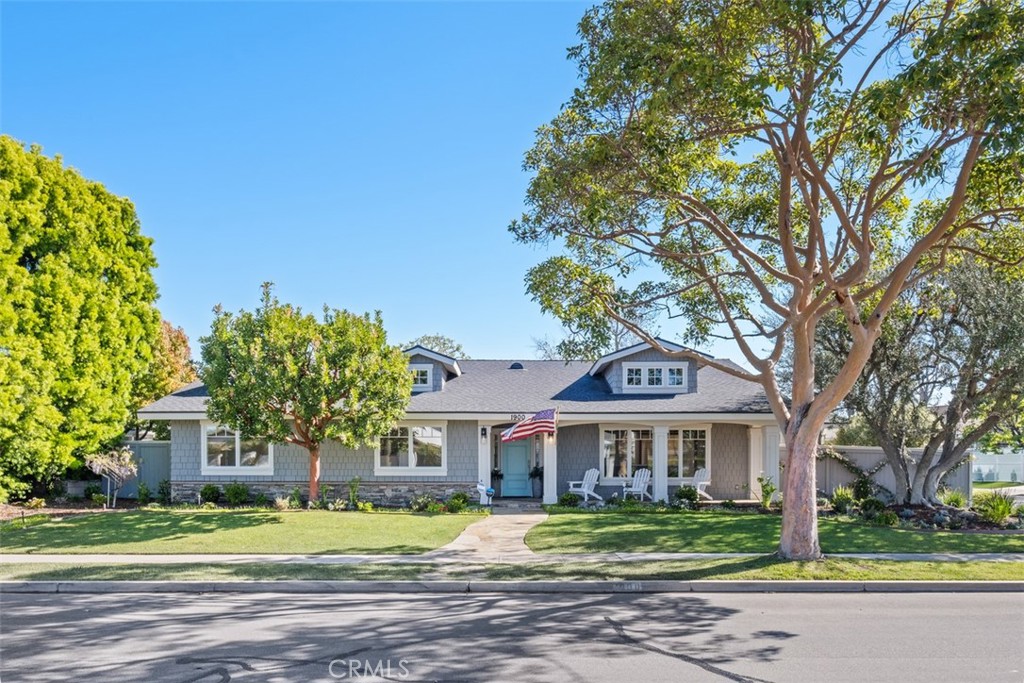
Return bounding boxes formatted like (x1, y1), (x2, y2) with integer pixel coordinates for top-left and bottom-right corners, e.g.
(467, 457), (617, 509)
(0, 136), (159, 501)
(200, 285), (412, 500)
(128, 319), (198, 440)
(511, 1), (1024, 558)
(816, 258), (1024, 504)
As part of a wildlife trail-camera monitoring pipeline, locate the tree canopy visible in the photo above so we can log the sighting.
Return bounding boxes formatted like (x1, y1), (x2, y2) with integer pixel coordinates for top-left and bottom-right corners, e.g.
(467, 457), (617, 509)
(0, 136), (160, 501)
(128, 319), (198, 440)
(403, 333), (470, 359)
(200, 284), (412, 500)
(511, 0), (1024, 558)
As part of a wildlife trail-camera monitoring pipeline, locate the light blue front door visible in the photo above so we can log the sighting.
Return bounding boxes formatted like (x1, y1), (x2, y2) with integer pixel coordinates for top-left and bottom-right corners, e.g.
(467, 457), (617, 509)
(501, 441), (532, 497)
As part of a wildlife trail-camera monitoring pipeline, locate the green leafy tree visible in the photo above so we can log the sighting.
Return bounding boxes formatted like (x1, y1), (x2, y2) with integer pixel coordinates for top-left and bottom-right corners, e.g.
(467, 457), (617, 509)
(511, 1), (1024, 558)
(200, 284), (412, 500)
(129, 319), (198, 440)
(403, 334), (469, 359)
(0, 136), (159, 501)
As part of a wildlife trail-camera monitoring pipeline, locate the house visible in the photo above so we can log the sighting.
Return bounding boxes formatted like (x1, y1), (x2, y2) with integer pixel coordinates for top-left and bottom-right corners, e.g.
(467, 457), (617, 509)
(138, 339), (781, 505)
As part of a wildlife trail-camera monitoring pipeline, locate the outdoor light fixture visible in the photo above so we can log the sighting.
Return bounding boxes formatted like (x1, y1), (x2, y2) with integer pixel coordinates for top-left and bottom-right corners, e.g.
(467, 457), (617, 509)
(480, 427), (487, 439)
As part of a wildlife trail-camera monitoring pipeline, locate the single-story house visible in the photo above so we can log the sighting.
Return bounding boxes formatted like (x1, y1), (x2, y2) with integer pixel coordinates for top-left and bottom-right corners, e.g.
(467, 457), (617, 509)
(139, 339), (782, 505)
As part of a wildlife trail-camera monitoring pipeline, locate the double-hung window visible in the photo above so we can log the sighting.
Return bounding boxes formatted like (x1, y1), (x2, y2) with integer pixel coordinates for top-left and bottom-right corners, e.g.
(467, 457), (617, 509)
(201, 424), (274, 475)
(375, 422), (447, 475)
(602, 427), (653, 480)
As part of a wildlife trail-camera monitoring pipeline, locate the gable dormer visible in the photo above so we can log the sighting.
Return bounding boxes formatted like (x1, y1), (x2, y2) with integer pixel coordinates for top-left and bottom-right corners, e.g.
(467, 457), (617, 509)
(589, 339), (707, 394)
(403, 345), (461, 393)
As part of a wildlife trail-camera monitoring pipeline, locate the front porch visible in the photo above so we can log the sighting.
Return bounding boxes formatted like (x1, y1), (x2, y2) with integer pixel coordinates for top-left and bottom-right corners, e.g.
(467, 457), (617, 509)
(476, 420), (781, 505)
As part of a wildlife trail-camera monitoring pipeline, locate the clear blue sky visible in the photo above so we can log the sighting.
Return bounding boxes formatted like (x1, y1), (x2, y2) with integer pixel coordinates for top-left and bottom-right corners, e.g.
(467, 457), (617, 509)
(1, 1), (735, 361)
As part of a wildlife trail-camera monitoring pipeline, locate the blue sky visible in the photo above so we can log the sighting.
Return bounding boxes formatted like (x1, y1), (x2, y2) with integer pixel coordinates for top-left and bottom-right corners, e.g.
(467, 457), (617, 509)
(2, 1), (610, 360)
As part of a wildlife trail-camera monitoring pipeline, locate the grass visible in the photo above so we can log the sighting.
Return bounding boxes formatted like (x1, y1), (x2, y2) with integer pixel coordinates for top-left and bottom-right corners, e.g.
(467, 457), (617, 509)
(479, 557), (1024, 582)
(973, 481), (1020, 489)
(0, 509), (483, 555)
(527, 511), (1024, 554)
(0, 562), (429, 582)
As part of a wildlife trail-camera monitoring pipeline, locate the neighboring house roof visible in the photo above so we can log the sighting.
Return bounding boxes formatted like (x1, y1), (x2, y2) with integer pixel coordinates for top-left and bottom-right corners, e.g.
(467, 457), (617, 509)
(139, 358), (772, 418)
(588, 338), (713, 376)
(403, 345), (461, 376)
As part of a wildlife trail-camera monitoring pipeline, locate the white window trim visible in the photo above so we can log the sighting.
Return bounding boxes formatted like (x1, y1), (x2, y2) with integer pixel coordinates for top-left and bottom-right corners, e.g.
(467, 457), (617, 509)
(599, 424), (655, 485)
(410, 363), (433, 392)
(621, 362), (689, 393)
(374, 420), (448, 476)
(200, 421), (275, 476)
(667, 423), (712, 483)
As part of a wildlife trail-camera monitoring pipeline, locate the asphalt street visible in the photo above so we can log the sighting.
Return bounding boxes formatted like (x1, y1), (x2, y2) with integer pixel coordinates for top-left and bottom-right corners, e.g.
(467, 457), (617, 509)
(1, 591), (1021, 682)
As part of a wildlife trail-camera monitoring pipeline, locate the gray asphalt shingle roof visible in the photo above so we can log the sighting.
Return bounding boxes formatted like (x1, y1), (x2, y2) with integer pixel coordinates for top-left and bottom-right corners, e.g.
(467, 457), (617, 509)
(140, 359), (772, 416)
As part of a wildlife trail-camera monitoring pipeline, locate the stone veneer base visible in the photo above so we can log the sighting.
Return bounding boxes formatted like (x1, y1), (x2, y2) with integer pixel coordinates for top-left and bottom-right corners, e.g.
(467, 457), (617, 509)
(171, 481), (478, 506)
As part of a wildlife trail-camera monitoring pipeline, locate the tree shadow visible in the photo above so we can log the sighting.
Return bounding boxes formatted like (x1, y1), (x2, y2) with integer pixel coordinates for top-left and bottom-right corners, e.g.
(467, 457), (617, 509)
(1, 592), (794, 682)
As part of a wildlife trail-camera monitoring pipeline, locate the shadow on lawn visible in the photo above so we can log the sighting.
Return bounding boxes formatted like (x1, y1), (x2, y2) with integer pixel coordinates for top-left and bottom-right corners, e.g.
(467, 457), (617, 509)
(0, 510), (280, 552)
(484, 555), (787, 581)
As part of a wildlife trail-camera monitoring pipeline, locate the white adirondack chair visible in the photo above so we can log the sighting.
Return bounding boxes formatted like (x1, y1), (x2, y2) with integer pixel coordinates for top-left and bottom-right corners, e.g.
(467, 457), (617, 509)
(567, 468), (603, 502)
(692, 468), (712, 500)
(622, 468), (652, 501)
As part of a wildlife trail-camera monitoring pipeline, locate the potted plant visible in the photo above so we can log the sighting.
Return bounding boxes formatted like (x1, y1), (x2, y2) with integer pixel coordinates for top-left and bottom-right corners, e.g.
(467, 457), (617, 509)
(491, 468), (504, 498)
(529, 466), (544, 498)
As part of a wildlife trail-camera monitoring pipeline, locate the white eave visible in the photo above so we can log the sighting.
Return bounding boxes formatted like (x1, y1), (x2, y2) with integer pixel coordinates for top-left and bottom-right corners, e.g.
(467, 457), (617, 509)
(403, 345), (462, 377)
(588, 338), (712, 376)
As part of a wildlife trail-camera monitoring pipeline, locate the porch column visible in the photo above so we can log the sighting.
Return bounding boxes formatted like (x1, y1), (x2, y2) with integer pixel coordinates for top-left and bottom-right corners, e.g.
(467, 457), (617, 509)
(762, 424), (781, 501)
(748, 426), (763, 500)
(542, 431), (558, 504)
(477, 424), (491, 504)
(653, 426), (669, 502)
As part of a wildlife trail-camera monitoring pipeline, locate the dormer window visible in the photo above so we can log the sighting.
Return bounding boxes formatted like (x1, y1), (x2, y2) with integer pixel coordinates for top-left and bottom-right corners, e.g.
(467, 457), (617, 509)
(622, 362), (689, 392)
(410, 363), (433, 392)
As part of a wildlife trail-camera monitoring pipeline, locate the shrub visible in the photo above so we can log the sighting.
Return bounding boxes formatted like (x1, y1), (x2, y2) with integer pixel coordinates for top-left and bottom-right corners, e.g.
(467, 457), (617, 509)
(721, 499), (737, 509)
(25, 497), (46, 510)
(409, 493), (435, 512)
(356, 500), (374, 512)
(200, 501), (217, 510)
(756, 475), (777, 510)
(274, 496), (290, 511)
(90, 492), (107, 507)
(831, 486), (855, 513)
(157, 479), (172, 505)
(288, 487), (303, 510)
(136, 482), (151, 505)
(224, 482), (250, 507)
(873, 510), (899, 526)
(84, 483), (103, 499)
(199, 484), (222, 505)
(938, 488), (967, 509)
(449, 491), (471, 507)
(253, 492), (270, 508)
(558, 492), (582, 508)
(974, 491), (1018, 525)
(852, 475), (874, 501)
(347, 477), (361, 508)
(859, 497), (887, 519)
(674, 486), (699, 509)
(425, 501), (448, 513)
(446, 496), (467, 513)
(620, 497), (646, 511)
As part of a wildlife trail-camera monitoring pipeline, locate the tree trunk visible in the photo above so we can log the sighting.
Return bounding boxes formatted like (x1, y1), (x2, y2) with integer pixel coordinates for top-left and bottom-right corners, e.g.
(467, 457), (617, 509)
(778, 433), (821, 560)
(308, 446), (321, 502)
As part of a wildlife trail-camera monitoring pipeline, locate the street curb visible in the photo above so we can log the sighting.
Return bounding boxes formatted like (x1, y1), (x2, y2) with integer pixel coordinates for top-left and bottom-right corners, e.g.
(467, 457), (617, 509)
(2, 580), (1022, 594)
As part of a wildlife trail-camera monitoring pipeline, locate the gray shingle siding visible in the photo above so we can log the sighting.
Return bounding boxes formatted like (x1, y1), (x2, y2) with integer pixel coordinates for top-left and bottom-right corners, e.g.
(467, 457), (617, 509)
(171, 419), (477, 485)
(605, 348), (697, 395)
(407, 353), (445, 392)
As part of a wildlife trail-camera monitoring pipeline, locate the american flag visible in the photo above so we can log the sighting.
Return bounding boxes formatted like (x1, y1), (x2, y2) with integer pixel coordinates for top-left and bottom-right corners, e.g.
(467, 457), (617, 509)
(501, 408), (558, 443)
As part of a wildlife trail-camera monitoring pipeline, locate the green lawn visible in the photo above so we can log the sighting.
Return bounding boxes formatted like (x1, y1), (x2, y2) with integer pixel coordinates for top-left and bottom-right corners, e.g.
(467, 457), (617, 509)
(0, 509), (482, 555)
(973, 481), (1020, 489)
(526, 512), (1024, 554)
(0, 562), (430, 581)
